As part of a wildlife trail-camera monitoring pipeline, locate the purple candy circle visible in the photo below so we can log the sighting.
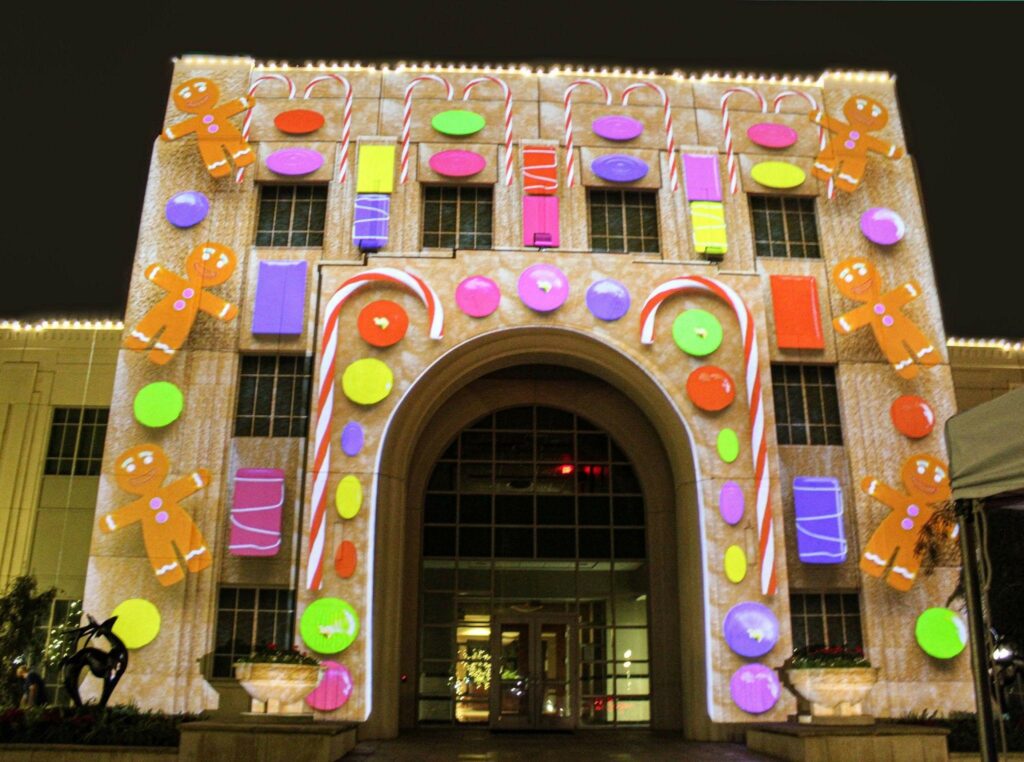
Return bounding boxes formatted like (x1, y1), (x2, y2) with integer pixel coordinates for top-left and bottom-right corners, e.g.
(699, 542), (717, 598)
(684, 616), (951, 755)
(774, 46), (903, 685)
(165, 191), (210, 228)
(456, 276), (501, 318)
(518, 264), (569, 313)
(591, 154), (649, 183)
(719, 481), (745, 525)
(592, 115), (644, 142)
(265, 148), (325, 176)
(860, 207), (906, 245)
(341, 422), (364, 457)
(585, 279), (630, 321)
(730, 664), (781, 715)
(723, 602), (780, 658)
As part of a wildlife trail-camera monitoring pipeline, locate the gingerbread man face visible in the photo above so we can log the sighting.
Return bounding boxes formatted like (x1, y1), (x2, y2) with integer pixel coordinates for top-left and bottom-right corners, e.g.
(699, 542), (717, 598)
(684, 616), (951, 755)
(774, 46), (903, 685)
(901, 455), (951, 503)
(173, 78), (221, 113)
(842, 96), (889, 131)
(833, 258), (878, 300)
(185, 243), (236, 287)
(115, 445), (170, 494)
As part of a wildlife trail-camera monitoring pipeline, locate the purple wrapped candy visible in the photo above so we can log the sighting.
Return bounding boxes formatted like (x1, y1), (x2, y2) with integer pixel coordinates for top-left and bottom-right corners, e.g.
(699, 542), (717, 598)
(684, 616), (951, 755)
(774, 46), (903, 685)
(723, 601), (779, 658)
(591, 154), (648, 183)
(730, 664), (781, 714)
(341, 421), (365, 457)
(585, 279), (630, 322)
(165, 191), (210, 228)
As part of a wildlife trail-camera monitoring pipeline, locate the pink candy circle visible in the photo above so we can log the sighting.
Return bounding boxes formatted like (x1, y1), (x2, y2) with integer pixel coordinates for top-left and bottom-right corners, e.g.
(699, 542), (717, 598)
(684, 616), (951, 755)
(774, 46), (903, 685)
(456, 276), (501, 318)
(860, 207), (906, 246)
(149, 498), (162, 509)
(305, 660), (354, 711)
(155, 511), (169, 524)
(518, 264), (569, 313)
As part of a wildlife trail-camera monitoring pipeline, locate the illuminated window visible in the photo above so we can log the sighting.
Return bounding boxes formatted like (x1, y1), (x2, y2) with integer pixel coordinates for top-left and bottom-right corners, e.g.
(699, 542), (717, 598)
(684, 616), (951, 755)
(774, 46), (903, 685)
(44, 408), (109, 476)
(422, 187), (493, 249)
(255, 185), (327, 247)
(771, 364), (843, 445)
(789, 592), (863, 650)
(233, 355), (312, 437)
(749, 195), (820, 258)
(588, 190), (659, 253)
(211, 587), (295, 677)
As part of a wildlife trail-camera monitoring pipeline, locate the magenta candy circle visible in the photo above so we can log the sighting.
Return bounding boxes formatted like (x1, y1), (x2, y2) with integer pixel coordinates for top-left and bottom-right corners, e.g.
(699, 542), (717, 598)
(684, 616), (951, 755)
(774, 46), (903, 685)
(585, 279), (630, 321)
(429, 149), (487, 177)
(719, 481), (745, 525)
(860, 207), (906, 245)
(747, 122), (799, 149)
(730, 664), (781, 714)
(518, 264), (569, 313)
(456, 276), (501, 318)
(305, 660), (354, 711)
(265, 148), (325, 176)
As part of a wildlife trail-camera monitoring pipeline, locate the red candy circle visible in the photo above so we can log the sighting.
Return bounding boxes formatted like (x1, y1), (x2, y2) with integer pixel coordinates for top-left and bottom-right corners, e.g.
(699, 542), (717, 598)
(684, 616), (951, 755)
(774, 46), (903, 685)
(686, 365), (736, 411)
(357, 300), (409, 347)
(890, 395), (935, 438)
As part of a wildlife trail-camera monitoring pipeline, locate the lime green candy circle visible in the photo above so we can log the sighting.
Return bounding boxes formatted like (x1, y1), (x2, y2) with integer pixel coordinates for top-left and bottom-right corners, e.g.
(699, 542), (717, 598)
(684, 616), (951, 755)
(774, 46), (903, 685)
(342, 358), (394, 405)
(133, 381), (184, 428)
(672, 309), (723, 356)
(431, 109), (486, 136)
(111, 598), (161, 649)
(717, 428), (740, 463)
(915, 607), (967, 659)
(300, 598), (360, 654)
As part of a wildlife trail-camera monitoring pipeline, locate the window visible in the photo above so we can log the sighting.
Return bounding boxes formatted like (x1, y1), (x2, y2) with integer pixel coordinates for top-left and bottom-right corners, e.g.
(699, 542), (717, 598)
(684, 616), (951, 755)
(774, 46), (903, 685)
(588, 190), (659, 253)
(422, 187), (493, 249)
(234, 355), (312, 437)
(790, 592), (863, 651)
(771, 364), (843, 445)
(255, 185), (327, 246)
(749, 195), (820, 258)
(211, 587), (295, 677)
(44, 408), (109, 476)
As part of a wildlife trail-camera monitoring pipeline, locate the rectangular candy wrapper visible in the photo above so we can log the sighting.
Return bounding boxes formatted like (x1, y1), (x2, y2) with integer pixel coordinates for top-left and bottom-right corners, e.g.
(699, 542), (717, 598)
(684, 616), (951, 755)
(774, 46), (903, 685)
(522, 144), (558, 195)
(683, 153), (723, 202)
(523, 195), (560, 248)
(770, 275), (825, 349)
(356, 144), (396, 193)
(230, 468), (286, 557)
(689, 201), (727, 257)
(793, 476), (847, 564)
(353, 194), (391, 251)
(252, 260), (307, 335)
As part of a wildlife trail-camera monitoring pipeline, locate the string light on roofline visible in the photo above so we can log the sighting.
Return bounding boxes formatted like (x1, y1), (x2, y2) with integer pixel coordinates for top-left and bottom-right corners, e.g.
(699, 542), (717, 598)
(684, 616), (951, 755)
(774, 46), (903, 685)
(947, 337), (1024, 352)
(1, 319), (125, 332)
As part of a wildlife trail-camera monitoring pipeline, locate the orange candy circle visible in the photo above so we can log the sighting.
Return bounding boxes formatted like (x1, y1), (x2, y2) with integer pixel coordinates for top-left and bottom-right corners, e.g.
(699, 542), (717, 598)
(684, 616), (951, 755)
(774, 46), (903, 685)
(357, 300), (409, 347)
(890, 395), (935, 439)
(686, 365), (736, 411)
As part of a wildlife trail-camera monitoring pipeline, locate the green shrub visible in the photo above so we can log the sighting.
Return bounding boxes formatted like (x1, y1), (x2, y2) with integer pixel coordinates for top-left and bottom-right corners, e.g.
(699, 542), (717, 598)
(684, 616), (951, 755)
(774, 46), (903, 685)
(0, 704), (204, 747)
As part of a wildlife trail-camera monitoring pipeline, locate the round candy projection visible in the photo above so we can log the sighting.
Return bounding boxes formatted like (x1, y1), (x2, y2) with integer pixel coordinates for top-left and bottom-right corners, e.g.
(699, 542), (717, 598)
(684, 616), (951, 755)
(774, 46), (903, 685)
(860, 207), (906, 246)
(335, 540), (357, 579)
(592, 115), (644, 142)
(747, 123), (798, 149)
(111, 598), (161, 649)
(890, 395), (935, 439)
(266, 148), (324, 176)
(915, 607), (967, 659)
(730, 664), (781, 714)
(133, 381), (184, 428)
(305, 660), (354, 711)
(717, 428), (740, 463)
(335, 475), (363, 520)
(686, 366), (736, 411)
(341, 422), (364, 457)
(750, 160), (806, 189)
(672, 309), (723, 356)
(719, 481), (745, 525)
(723, 601), (780, 657)
(591, 154), (649, 183)
(585, 279), (631, 322)
(518, 264), (569, 313)
(274, 109), (325, 135)
(342, 358), (393, 405)
(300, 598), (360, 654)
(724, 545), (747, 583)
(165, 191), (209, 228)
(431, 110), (485, 136)
(456, 276), (501, 318)
(429, 149), (486, 178)
(357, 300), (409, 348)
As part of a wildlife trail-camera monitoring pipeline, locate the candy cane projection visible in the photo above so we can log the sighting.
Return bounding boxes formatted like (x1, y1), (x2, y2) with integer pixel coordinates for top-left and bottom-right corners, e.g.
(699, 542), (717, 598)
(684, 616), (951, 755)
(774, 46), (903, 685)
(771, 89), (832, 198)
(639, 276), (776, 595)
(719, 87), (766, 195)
(621, 82), (679, 192)
(307, 268), (444, 590)
(462, 76), (514, 186)
(563, 79), (612, 188)
(236, 73), (296, 184)
(303, 73), (354, 183)
(400, 74), (454, 184)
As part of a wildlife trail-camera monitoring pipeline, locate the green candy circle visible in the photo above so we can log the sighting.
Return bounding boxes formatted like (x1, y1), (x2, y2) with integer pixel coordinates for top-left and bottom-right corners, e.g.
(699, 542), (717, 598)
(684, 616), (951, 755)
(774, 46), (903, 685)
(672, 309), (723, 356)
(300, 597), (360, 655)
(915, 607), (967, 659)
(431, 109), (486, 136)
(717, 428), (740, 463)
(133, 381), (184, 428)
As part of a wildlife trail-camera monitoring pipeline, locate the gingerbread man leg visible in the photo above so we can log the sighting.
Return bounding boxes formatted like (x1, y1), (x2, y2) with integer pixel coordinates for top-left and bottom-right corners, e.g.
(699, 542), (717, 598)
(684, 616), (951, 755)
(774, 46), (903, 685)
(812, 149), (839, 183)
(835, 157), (867, 193)
(198, 142), (232, 178)
(900, 324), (941, 369)
(170, 519), (211, 574)
(885, 542), (922, 592)
(125, 309), (166, 351)
(860, 537), (893, 580)
(877, 327), (920, 379)
(146, 315), (194, 366)
(225, 141), (255, 168)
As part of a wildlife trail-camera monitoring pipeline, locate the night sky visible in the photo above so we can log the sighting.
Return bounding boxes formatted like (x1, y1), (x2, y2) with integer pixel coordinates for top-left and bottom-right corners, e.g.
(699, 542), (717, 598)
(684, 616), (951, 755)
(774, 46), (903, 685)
(6, 3), (1022, 339)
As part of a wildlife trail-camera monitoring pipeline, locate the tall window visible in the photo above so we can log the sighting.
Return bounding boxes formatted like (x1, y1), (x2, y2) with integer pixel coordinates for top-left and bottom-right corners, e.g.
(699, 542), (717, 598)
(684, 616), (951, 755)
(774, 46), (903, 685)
(588, 190), (659, 253)
(44, 408), (109, 476)
(771, 364), (843, 445)
(422, 187), (493, 249)
(790, 592), (863, 651)
(211, 587), (295, 677)
(255, 185), (327, 246)
(233, 355), (312, 437)
(749, 195), (820, 258)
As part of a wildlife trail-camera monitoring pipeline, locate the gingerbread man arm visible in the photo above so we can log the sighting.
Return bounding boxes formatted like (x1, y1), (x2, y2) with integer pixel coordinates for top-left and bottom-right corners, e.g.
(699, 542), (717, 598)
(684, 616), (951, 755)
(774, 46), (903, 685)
(100, 498), (147, 533)
(164, 468), (211, 503)
(810, 111), (844, 133)
(833, 303), (875, 334)
(144, 264), (187, 293)
(213, 96), (254, 120)
(887, 280), (923, 309)
(198, 292), (238, 321)
(861, 476), (905, 511)
(865, 134), (904, 159)
(161, 116), (202, 141)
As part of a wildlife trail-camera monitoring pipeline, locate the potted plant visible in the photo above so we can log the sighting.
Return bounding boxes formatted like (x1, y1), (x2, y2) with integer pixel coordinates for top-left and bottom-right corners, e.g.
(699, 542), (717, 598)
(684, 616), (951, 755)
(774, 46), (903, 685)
(778, 645), (879, 724)
(233, 643), (322, 715)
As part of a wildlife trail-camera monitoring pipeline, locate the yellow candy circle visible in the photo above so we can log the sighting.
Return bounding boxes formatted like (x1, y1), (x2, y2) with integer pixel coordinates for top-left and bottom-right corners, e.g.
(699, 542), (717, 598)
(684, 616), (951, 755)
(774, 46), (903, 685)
(342, 358), (394, 405)
(335, 475), (363, 520)
(724, 545), (747, 583)
(111, 598), (161, 649)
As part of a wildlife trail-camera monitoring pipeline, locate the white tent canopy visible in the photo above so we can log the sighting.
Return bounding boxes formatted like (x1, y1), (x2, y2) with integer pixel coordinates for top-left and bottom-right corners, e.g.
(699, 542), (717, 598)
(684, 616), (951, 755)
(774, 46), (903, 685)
(945, 387), (1024, 504)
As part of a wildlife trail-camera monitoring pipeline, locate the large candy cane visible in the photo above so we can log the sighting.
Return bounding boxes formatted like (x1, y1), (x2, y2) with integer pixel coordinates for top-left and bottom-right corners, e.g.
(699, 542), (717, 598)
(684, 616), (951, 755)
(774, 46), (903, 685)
(639, 275), (775, 595)
(307, 268), (444, 590)
(400, 75), (454, 184)
(304, 73), (354, 183)
(621, 82), (679, 192)
(462, 76), (514, 186)
(719, 87), (767, 195)
(771, 90), (833, 199)
(563, 79), (612, 188)
(236, 73), (296, 184)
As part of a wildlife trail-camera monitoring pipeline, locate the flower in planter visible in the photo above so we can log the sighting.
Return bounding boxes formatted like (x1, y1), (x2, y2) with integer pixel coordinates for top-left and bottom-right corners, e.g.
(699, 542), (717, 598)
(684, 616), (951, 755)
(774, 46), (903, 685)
(234, 641), (319, 666)
(784, 644), (871, 669)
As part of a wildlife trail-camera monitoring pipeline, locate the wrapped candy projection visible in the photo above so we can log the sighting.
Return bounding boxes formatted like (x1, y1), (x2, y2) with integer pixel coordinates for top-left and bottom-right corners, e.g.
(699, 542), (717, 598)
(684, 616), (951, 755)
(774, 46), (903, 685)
(60, 615), (129, 708)
(252, 260), (308, 336)
(683, 154), (727, 258)
(793, 476), (847, 564)
(770, 275), (824, 350)
(230, 469), (285, 557)
(811, 95), (904, 195)
(161, 78), (256, 178)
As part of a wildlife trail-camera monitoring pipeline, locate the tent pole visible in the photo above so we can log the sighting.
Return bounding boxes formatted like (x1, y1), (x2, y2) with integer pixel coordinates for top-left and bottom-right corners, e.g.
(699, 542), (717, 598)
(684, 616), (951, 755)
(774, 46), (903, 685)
(957, 497), (998, 762)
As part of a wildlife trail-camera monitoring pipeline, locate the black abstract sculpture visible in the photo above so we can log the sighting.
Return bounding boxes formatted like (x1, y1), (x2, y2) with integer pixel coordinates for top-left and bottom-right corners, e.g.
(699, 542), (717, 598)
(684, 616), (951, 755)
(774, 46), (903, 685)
(60, 615), (128, 708)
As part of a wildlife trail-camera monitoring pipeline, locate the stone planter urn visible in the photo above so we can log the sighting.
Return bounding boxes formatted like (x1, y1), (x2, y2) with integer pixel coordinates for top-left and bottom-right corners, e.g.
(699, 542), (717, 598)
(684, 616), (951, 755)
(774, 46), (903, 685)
(234, 661), (323, 715)
(779, 667), (879, 724)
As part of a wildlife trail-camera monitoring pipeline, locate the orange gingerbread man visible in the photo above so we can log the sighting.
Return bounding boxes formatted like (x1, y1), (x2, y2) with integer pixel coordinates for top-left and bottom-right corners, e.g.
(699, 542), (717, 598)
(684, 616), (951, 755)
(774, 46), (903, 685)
(100, 444), (212, 586)
(860, 454), (950, 592)
(832, 258), (939, 379)
(810, 96), (904, 193)
(124, 242), (238, 365)
(161, 78), (255, 178)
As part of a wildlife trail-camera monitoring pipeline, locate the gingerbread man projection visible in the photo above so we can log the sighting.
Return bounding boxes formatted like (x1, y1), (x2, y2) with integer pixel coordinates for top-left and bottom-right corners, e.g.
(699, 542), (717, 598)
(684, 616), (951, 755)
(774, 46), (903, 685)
(124, 242), (238, 365)
(161, 78), (255, 178)
(100, 444), (212, 586)
(860, 454), (951, 592)
(809, 96), (904, 193)
(832, 258), (939, 379)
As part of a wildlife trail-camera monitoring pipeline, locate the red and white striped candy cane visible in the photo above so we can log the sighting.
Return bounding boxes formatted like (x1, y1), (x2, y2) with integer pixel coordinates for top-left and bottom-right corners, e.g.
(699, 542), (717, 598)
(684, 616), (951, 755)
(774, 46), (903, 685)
(304, 73), (354, 183)
(400, 75), (454, 184)
(307, 267), (444, 590)
(770, 90), (833, 198)
(719, 87), (766, 195)
(462, 76), (514, 186)
(563, 79), (612, 188)
(621, 82), (679, 192)
(235, 73), (296, 184)
(639, 275), (776, 596)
